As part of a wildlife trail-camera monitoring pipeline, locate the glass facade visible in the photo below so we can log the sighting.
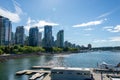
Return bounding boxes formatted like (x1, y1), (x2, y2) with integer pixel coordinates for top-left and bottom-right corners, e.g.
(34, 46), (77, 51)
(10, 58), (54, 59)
(29, 27), (39, 46)
(44, 25), (53, 48)
(0, 16), (12, 46)
(15, 26), (25, 45)
(57, 30), (64, 48)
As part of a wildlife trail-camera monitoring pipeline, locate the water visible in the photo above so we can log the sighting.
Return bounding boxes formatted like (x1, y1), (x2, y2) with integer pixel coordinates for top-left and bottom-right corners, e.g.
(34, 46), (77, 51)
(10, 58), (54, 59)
(0, 51), (120, 80)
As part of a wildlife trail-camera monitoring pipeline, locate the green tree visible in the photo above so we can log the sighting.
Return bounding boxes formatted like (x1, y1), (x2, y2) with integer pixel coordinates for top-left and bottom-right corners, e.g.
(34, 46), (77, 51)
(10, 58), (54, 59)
(0, 49), (3, 55)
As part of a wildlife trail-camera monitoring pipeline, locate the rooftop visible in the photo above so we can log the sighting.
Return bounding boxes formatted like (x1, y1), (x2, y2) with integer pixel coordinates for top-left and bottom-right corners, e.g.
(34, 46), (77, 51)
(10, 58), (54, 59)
(52, 67), (90, 71)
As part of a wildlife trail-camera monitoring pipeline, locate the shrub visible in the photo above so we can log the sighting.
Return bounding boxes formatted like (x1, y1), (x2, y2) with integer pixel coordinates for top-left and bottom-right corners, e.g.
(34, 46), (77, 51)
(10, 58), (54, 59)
(0, 49), (3, 55)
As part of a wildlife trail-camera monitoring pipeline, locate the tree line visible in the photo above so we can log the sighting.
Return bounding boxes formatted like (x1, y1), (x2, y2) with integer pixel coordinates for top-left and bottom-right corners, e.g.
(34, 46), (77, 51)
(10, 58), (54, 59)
(0, 45), (79, 55)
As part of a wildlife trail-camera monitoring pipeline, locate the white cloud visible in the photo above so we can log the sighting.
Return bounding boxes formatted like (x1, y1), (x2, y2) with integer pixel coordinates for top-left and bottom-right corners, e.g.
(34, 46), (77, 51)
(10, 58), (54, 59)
(73, 19), (106, 28)
(103, 26), (114, 29)
(84, 28), (93, 31)
(0, 0), (23, 23)
(93, 39), (107, 43)
(84, 34), (91, 36)
(109, 37), (120, 42)
(0, 8), (20, 23)
(103, 25), (120, 32)
(39, 28), (44, 32)
(93, 37), (120, 43)
(32, 20), (59, 27)
(97, 12), (112, 18)
(13, 0), (23, 15)
(97, 8), (119, 19)
(24, 17), (59, 31)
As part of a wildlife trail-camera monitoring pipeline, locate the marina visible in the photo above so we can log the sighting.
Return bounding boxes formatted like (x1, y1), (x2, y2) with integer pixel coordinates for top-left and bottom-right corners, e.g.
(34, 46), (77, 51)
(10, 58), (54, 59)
(16, 66), (120, 80)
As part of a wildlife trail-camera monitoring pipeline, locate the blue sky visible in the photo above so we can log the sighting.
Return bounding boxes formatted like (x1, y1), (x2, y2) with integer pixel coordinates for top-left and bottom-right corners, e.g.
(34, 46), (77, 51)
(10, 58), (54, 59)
(0, 0), (120, 47)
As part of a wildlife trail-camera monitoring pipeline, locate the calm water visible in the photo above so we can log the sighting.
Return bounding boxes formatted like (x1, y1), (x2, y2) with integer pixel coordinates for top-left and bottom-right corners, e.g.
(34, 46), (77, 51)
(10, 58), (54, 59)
(0, 51), (120, 80)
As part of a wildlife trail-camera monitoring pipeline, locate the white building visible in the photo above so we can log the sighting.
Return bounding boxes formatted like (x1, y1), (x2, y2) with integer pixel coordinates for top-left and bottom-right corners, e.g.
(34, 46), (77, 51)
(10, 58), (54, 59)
(51, 67), (93, 80)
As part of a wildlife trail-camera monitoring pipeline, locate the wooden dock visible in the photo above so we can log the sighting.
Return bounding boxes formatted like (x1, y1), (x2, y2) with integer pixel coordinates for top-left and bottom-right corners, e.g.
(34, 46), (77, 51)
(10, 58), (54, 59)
(29, 73), (44, 80)
(16, 67), (120, 80)
(31, 66), (52, 69)
(26, 71), (33, 75)
(91, 68), (120, 80)
(16, 70), (50, 75)
(16, 70), (28, 75)
(42, 73), (51, 80)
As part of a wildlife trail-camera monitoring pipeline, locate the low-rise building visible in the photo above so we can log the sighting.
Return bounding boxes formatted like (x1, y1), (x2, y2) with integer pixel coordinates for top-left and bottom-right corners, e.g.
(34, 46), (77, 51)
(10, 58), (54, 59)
(51, 67), (93, 80)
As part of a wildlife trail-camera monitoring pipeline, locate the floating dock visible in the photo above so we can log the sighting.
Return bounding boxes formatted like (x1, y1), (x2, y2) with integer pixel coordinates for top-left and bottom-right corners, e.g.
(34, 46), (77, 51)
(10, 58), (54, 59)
(42, 73), (51, 80)
(16, 70), (50, 75)
(16, 66), (120, 80)
(16, 70), (27, 75)
(31, 66), (52, 70)
(29, 73), (44, 80)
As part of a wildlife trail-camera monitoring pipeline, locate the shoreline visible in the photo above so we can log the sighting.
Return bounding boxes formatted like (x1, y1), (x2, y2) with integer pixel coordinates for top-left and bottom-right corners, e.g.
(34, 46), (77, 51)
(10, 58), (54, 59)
(0, 52), (45, 63)
(0, 50), (120, 63)
(0, 52), (74, 63)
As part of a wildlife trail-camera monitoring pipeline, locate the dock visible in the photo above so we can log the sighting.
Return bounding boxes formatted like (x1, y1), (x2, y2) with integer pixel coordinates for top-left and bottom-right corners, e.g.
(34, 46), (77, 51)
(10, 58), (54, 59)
(16, 70), (50, 75)
(16, 66), (120, 80)
(16, 70), (27, 75)
(29, 73), (44, 80)
(92, 68), (120, 80)
(26, 71), (33, 75)
(31, 66), (52, 70)
(42, 73), (51, 80)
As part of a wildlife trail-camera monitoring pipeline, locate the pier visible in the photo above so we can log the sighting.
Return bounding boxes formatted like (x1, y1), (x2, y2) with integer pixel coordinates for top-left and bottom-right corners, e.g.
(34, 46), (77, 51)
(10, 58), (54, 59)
(92, 68), (120, 80)
(16, 66), (120, 80)
(16, 70), (50, 75)
(16, 70), (27, 75)
(31, 66), (52, 70)
(29, 73), (44, 80)
(42, 73), (51, 80)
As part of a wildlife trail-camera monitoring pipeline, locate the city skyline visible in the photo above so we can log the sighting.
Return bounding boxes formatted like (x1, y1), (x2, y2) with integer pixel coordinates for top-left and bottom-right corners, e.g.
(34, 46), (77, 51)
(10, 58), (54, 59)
(0, 0), (120, 47)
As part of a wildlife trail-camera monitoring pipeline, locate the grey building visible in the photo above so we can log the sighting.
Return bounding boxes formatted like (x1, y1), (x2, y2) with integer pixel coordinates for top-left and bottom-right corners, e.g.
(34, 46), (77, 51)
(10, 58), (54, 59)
(29, 27), (39, 46)
(88, 44), (92, 49)
(11, 32), (15, 45)
(43, 25), (53, 48)
(15, 26), (24, 45)
(0, 16), (12, 46)
(38, 32), (42, 46)
(57, 30), (64, 48)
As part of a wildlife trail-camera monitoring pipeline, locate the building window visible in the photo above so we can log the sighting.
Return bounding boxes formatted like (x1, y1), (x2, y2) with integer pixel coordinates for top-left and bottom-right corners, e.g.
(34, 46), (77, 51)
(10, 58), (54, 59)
(77, 73), (82, 75)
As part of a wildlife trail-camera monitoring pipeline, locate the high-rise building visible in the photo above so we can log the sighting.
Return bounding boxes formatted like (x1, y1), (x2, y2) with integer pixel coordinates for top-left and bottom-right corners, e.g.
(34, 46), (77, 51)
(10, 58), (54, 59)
(24, 35), (29, 46)
(57, 30), (64, 48)
(0, 16), (12, 46)
(38, 32), (42, 46)
(11, 32), (15, 45)
(88, 44), (92, 49)
(43, 25), (53, 48)
(29, 27), (39, 46)
(15, 26), (24, 45)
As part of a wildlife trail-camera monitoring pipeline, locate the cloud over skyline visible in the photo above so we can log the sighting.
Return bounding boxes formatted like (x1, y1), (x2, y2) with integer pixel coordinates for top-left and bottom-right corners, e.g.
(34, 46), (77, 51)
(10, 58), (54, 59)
(103, 25), (120, 32)
(93, 36), (120, 43)
(0, 0), (23, 23)
(24, 17), (59, 32)
(109, 37), (120, 42)
(73, 19), (106, 28)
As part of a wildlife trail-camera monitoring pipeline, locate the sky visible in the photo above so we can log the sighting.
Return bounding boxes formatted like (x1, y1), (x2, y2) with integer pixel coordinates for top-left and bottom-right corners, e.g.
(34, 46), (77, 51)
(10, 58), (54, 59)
(0, 0), (120, 47)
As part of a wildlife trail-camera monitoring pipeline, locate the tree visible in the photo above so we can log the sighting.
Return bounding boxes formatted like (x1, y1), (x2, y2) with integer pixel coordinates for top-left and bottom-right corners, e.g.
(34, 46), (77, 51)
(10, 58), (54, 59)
(0, 49), (3, 55)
